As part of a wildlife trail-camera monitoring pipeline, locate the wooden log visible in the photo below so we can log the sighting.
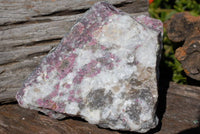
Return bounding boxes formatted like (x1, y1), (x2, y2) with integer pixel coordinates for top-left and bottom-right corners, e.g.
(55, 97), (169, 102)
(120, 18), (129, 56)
(168, 82), (200, 101)
(0, 0), (148, 25)
(0, 104), (120, 134)
(159, 82), (200, 134)
(165, 12), (200, 81)
(0, 0), (149, 104)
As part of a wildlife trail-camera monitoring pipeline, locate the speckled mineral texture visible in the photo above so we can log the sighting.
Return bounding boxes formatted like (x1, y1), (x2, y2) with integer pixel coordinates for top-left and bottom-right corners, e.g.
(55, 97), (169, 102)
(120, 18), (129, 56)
(16, 2), (163, 133)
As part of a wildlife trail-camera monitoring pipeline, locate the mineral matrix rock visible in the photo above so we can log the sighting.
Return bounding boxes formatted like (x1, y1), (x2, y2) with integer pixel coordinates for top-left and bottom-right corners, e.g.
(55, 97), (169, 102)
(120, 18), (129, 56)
(16, 2), (163, 133)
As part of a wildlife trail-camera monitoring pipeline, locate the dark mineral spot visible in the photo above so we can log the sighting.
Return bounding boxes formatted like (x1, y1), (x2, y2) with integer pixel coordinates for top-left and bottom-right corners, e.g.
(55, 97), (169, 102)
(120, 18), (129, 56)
(87, 88), (113, 109)
(126, 103), (141, 122)
(130, 78), (142, 86)
(139, 89), (153, 105)
(98, 123), (108, 128)
(60, 60), (69, 69)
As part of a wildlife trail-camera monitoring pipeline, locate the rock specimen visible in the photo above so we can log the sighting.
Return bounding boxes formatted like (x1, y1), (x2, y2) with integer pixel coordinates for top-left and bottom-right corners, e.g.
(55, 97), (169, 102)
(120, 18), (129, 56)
(165, 12), (200, 81)
(16, 2), (162, 133)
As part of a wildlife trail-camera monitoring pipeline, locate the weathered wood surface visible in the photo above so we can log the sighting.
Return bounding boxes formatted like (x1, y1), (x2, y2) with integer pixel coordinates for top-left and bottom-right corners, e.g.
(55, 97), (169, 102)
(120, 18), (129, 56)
(167, 82), (200, 101)
(0, 105), (120, 134)
(159, 82), (200, 134)
(0, 0), (149, 104)
(0, 0), (148, 25)
(0, 82), (199, 134)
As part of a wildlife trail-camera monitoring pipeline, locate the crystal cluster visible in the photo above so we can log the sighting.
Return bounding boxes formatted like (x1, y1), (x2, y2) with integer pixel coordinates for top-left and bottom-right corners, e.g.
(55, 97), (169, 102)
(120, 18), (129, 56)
(16, 2), (162, 133)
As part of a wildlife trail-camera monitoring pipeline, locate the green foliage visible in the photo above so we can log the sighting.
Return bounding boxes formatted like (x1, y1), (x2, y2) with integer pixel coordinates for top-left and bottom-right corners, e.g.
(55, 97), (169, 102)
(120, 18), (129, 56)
(149, 0), (200, 84)
(174, 0), (200, 16)
(163, 31), (187, 84)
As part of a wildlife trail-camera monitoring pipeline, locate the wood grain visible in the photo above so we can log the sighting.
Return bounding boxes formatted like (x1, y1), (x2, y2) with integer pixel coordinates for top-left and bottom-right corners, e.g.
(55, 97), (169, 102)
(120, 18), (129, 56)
(0, 104), (120, 134)
(0, 0), (148, 25)
(158, 82), (200, 134)
(168, 82), (200, 101)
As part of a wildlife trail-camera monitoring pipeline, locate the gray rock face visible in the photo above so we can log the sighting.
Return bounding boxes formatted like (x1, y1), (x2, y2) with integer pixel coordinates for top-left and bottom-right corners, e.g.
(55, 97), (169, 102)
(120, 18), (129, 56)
(16, 2), (163, 133)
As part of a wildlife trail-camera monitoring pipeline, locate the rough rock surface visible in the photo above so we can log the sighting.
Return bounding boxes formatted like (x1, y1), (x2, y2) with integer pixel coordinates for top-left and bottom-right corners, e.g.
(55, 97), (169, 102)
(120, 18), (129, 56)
(16, 2), (162, 133)
(165, 12), (200, 81)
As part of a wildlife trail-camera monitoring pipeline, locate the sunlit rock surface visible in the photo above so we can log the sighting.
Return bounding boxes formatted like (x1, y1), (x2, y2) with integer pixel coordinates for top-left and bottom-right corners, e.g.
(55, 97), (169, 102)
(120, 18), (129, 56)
(16, 2), (163, 133)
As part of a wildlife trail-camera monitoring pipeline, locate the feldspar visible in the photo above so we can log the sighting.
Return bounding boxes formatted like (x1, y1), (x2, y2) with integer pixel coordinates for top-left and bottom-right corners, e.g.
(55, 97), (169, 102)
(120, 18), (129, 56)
(16, 2), (163, 133)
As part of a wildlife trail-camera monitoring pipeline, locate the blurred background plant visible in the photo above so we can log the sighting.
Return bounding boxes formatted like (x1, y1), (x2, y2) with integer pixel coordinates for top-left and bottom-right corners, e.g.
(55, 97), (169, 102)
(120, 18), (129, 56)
(149, 0), (200, 84)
